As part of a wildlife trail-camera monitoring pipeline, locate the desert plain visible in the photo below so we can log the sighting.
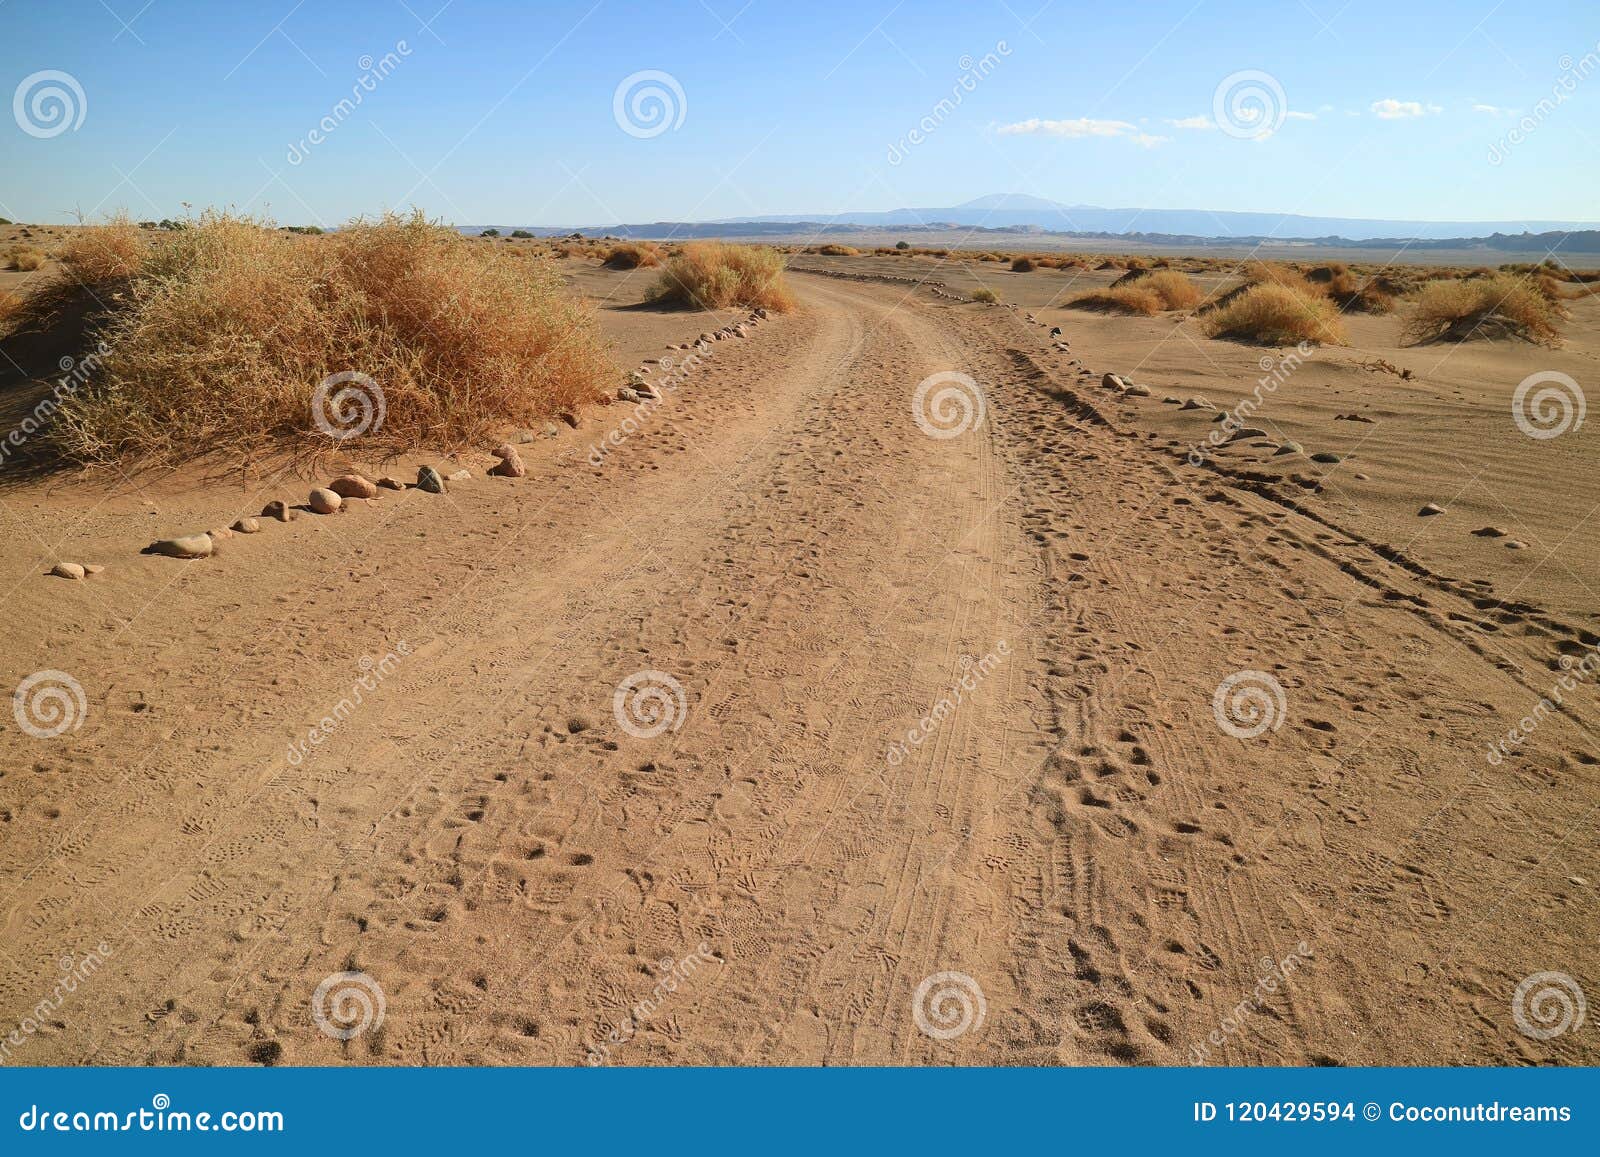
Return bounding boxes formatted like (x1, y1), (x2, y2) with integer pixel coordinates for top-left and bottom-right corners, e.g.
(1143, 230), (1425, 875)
(1, 227), (1596, 1066)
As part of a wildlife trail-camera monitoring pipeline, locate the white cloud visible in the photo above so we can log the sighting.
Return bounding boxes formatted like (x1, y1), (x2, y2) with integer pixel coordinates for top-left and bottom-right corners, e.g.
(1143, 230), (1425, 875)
(1166, 115), (1215, 130)
(997, 117), (1169, 146)
(1285, 110), (1317, 120)
(1370, 99), (1441, 119)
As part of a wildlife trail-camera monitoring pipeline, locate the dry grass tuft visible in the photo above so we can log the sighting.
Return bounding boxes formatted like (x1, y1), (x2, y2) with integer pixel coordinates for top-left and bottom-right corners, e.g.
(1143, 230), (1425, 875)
(1402, 274), (1562, 345)
(649, 242), (794, 312)
(59, 214), (148, 284)
(970, 287), (999, 304)
(6, 246), (47, 272)
(602, 241), (663, 269)
(1010, 256), (1036, 272)
(1199, 283), (1348, 345)
(1068, 285), (1164, 316)
(1140, 269), (1203, 310)
(810, 243), (860, 257)
(49, 210), (617, 465)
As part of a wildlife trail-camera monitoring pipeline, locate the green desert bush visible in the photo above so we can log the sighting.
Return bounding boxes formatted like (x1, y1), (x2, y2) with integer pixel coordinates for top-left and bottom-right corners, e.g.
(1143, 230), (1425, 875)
(49, 210), (617, 465)
(649, 242), (794, 311)
(1200, 283), (1348, 345)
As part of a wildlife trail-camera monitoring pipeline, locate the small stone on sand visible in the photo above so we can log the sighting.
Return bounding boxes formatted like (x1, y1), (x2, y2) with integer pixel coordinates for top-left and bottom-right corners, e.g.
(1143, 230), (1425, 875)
(416, 466), (445, 493)
(309, 487), (342, 514)
(146, 534), (213, 559)
(50, 562), (85, 580)
(329, 474), (379, 499)
(233, 517), (261, 534)
(263, 500), (296, 522)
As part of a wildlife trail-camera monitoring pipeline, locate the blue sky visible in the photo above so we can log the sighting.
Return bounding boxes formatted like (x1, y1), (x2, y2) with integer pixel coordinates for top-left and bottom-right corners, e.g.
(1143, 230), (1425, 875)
(2, 0), (1596, 227)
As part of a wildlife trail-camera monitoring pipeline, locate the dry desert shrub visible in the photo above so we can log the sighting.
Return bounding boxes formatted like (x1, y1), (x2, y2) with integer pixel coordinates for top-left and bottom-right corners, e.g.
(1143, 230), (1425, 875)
(6, 246), (46, 271)
(1010, 256), (1036, 272)
(1242, 260), (1317, 294)
(1067, 285), (1164, 316)
(810, 243), (860, 257)
(602, 241), (663, 269)
(970, 287), (999, 303)
(1199, 283), (1348, 345)
(1138, 269), (1202, 309)
(49, 210), (616, 465)
(59, 215), (149, 284)
(649, 242), (794, 312)
(1402, 274), (1562, 345)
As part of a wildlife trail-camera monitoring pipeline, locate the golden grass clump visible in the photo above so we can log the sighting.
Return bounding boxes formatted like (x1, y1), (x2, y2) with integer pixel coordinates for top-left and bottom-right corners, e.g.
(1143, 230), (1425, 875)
(1010, 256), (1036, 272)
(1140, 269), (1203, 310)
(58, 215), (148, 283)
(649, 242), (795, 312)
(970, 287), (999, 304)
(1242, 261), (1317, 294)
(810, 243), (860, 257)
(50, 210), (617, 465)
(1068, 285), (1164, 316)
(6, 246), (46, 271)
(602, 241), (663, 269)
(1402, 274), (1562, 345)
(1199, 283), (1348, 346)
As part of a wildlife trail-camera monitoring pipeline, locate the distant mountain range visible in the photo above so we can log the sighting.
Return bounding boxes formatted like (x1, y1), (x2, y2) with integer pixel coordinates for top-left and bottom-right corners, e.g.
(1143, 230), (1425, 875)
(465, 193), (1600, 252)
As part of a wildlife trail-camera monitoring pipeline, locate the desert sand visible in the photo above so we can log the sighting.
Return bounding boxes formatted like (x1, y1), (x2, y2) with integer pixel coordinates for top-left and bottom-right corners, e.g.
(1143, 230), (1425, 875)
(1, 249), (1596, 1066)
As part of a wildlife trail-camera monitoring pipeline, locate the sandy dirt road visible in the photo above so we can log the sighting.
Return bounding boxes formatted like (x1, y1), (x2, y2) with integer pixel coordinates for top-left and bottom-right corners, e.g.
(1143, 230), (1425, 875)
(1, 272), (1595, 1066)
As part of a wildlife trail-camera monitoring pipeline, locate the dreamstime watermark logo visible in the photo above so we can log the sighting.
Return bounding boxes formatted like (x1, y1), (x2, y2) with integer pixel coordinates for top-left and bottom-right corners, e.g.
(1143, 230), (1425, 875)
(13, 670), (87, 739)
(912, 371), (986, 439)
(886, 40), (1011, 164)
(1485, 640), (1600, 766)
(311, 371), (386, 441)
(1, 343), (109, 469)
(1211, 670), (1287, 739)
(1187, 342), (1312, 466)
(286, 42), (412, 164)
(287, 644), (411, 766)
(585, 942), (718, 1065)
(1512, 971), (1586, 1041)
(1189, 940), (1311, 1063)
(0, 943), (113, 1065)
(612, 670), (687, 738)
(613, 70), (686, 138)
(912, 971), (986, 1041)
(311, 971), (385, 1041)
(1212, 70), (1286, 140)
(1512, 370), (1584, 440)
(13, 70), (87, 139)
(1488, 42), (1600, 165)
(886, 641), (1010, 766)
(588, 349), (711, 466)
